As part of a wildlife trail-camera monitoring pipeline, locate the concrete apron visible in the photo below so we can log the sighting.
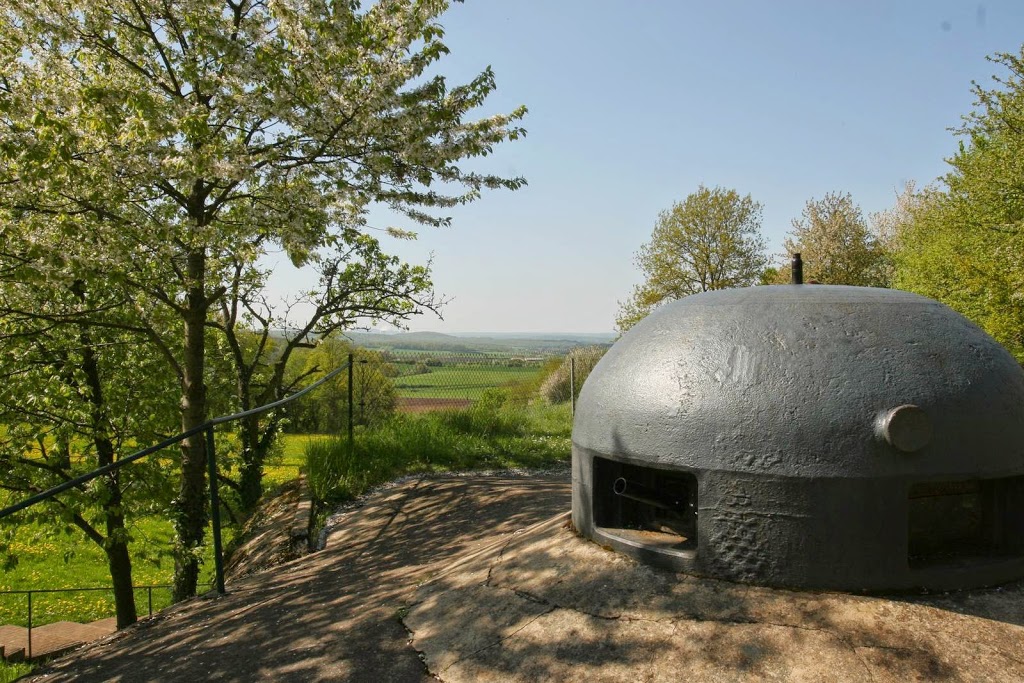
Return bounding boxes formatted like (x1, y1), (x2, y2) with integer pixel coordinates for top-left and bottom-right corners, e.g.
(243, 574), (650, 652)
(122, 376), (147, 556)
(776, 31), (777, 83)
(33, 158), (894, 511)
(404, 510), (1024, 682)
(28, 475), (1024, 682)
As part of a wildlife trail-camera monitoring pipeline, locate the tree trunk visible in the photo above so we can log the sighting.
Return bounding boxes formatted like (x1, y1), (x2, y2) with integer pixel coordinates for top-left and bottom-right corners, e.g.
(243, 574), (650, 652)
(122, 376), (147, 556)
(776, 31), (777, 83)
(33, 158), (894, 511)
(238, 413), (264, 512)
(234, 369), (263, 513)
(173, 247), (209, 602)
(73, 292), (138, 628)
(104, 485), (138, 628)
(238, 414), (282, 511)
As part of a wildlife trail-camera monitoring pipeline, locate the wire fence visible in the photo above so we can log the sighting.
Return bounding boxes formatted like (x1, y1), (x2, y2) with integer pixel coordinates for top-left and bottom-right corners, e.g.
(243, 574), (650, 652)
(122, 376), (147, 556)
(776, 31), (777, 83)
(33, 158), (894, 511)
(280, 345), (609, 435)
(0, 345), (610, 647)
(0, 362), (351, 649)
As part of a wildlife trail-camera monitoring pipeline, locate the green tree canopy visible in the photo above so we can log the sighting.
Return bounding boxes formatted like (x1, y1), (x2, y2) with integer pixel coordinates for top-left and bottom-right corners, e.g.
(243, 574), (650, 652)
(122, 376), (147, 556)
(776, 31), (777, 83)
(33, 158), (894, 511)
(210, 230), (438, 511)
(616, 186), (768, 332)
(0, 275), (179, 627)
(895, 49), (1024, 360)
(779, 192), (889, 287)
(0, 0), (526, 599)
(286, 337), (397, 433)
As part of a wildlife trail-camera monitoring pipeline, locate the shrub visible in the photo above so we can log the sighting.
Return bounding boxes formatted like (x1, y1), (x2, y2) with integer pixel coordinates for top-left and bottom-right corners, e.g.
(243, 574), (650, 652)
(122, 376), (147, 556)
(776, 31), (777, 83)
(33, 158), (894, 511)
(302, 397), (573, 504)
(436, 389), (527, 437)
(304, 437), (352, 504)
(539, 346), (607, 404)
(287, 339), (397, 432)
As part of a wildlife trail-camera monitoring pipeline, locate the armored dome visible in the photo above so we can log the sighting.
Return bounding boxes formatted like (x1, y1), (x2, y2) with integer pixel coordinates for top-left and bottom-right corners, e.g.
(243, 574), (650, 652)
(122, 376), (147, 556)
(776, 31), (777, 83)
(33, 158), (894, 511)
(572, 285), (1024, 591)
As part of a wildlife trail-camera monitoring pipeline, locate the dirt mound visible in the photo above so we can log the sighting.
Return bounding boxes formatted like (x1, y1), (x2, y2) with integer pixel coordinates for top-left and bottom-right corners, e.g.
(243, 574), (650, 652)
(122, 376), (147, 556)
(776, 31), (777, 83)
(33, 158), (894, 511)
(224, 479), (310, 581)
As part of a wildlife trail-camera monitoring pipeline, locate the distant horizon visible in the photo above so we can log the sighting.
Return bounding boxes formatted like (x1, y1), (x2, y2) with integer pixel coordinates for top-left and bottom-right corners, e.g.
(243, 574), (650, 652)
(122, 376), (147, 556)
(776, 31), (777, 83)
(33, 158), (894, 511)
(271, 325), (617, 339)
(345, 328), (617, 339)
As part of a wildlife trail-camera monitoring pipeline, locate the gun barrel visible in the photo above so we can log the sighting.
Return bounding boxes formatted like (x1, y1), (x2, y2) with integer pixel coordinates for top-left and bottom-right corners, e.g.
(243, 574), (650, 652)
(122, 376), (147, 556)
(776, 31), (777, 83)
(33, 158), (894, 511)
(612, 477), (687, 512)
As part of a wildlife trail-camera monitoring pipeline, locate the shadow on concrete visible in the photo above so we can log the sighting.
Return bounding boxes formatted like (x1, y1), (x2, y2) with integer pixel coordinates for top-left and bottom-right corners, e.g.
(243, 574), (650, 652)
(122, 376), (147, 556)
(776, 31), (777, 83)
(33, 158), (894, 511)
(403, 474), (1021, 683)
(890, 578), (1024, 627)
(404, 516), (994, 681)
(30, 472), (1024, 682)
(31, 475), (571, 683)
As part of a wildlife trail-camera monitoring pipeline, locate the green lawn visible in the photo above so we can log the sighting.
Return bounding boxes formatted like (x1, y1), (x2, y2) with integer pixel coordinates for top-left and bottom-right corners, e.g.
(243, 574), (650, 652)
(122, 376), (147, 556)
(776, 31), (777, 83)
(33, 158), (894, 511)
(0, 434), (320, 630)
(392, 364), (542, 400)
(305, 398), (573, 505)
(0, 661), (31, 682)
(262, 433), (320, 486)
(0, 515), (229, 628)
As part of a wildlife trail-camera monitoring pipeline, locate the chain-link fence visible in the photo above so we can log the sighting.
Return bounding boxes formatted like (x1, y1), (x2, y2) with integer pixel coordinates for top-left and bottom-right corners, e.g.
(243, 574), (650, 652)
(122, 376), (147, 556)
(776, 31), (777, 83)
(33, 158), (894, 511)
(387, 352), (546, 412)
(535, 346), (607, 414)
(281, 344), (609, 435)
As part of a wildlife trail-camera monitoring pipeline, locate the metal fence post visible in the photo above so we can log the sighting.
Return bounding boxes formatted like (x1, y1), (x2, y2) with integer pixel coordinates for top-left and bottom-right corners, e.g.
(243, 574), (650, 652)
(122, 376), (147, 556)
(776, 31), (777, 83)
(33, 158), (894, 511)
(205, 426), (226, 594)
(358, 359), (367, 426)
(347, 353), (354, 451)
(570, 356), (576, 417)
(26, 591), (31, 659)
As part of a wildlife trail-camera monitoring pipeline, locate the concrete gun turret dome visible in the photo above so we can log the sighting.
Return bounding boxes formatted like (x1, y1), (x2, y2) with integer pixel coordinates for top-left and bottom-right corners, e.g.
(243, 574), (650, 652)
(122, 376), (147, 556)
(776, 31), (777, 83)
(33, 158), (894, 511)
(572, 285), (1024, 591)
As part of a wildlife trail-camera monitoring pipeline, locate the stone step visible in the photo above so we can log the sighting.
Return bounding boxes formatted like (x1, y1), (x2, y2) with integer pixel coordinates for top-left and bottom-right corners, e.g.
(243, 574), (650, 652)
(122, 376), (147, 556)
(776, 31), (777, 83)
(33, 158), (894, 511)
(0, 617), (118, 661)
(0, 624), (27, 662)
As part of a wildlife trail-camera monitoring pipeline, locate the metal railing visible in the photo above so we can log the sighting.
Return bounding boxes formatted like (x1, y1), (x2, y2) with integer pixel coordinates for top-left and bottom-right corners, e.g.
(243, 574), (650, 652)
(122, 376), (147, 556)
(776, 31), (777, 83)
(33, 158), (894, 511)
(0, 584), (197, 660)
(0, 361), (350, 600)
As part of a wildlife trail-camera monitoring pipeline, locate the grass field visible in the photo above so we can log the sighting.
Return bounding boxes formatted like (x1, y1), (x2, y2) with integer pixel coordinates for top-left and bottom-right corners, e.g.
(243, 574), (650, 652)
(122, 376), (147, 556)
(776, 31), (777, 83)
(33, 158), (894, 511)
(304, 396), (573, 505)
(0, 661), (31, 682)
(261, 433), (318, 486)
(0, 433), (318, 631)
(0, 516), (229, 629)
(392, 364), (542, 400)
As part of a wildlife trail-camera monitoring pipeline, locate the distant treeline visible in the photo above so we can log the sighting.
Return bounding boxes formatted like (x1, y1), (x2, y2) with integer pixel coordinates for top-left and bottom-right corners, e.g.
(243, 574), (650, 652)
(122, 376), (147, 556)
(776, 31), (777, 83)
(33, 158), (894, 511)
(378, 340), (485, 354)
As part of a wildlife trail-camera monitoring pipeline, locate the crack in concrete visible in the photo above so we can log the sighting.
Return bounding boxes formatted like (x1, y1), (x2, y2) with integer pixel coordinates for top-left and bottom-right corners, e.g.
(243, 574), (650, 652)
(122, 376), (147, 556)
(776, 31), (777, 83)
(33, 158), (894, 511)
(402, 538), (545, 680)
(512, 588), (551, 605)
(395, 603), (441, 681)
(850, 642), (883, 682)
(493, 583), (677, 626)
(435, 604), (557, 674)
(483, 533), (516, 588)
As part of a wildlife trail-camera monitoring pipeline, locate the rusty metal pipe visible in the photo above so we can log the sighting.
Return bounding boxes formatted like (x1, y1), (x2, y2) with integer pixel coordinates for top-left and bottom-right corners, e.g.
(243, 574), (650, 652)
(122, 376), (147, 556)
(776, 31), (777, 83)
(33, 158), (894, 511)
(612, 477), (687, 512)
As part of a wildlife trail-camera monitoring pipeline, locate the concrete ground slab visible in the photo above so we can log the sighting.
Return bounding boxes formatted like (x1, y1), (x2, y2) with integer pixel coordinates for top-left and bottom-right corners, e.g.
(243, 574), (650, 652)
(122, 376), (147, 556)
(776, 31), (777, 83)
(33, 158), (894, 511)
(29, 475), (570, 682)
(27, 474), (1024, 682)
(405, 511), (1024, 682)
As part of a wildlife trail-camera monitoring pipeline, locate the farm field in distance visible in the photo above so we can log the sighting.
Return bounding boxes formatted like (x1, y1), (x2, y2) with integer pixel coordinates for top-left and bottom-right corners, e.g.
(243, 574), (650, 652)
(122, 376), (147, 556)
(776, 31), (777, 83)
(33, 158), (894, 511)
(342, 329), (612, 357)
(393, 363), (543, 400)
(340, 330), (611, 411)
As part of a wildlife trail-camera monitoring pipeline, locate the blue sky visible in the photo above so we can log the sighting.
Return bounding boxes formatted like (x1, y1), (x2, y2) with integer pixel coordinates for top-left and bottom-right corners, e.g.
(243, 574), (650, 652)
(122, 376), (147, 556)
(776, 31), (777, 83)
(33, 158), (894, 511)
(266, 1), (1024, 334)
